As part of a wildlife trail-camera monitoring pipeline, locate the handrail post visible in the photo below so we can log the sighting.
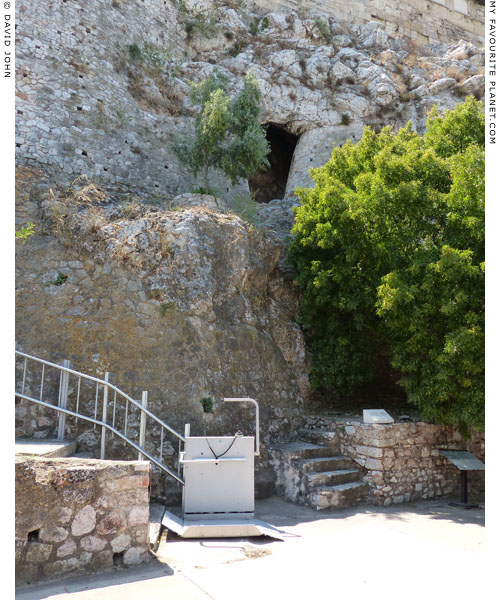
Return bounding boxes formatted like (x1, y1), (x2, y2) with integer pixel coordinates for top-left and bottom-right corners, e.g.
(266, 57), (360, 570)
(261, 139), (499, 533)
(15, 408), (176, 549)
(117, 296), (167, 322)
(100, 372), (110, 460)
(223, 398), (260, 456)
(178, 424), (190, 483)
(57, 360), (70, 441)
(138, 391), (148, 460)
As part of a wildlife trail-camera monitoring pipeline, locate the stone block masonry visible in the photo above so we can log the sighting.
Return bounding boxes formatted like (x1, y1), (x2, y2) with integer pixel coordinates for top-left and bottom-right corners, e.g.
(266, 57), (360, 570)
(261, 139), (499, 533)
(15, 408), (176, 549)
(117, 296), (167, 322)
(337, 420), (485, 505)
(298, 414), (484, 506)
(15, 456), (151, 586)
(253, 0), (484, 46)
(15, 0), (196, 194)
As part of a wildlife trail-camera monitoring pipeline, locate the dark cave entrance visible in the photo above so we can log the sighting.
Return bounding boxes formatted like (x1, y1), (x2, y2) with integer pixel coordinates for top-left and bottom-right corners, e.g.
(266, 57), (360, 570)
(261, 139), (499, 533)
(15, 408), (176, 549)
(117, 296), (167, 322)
(249, 123), (298, 203)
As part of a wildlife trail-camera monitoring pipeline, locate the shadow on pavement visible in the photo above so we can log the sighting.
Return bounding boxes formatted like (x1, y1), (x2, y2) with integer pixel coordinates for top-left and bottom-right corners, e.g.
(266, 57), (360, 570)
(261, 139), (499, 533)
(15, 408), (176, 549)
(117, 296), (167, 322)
(15, 556), (174, 600)
(254, 496), (485, 530)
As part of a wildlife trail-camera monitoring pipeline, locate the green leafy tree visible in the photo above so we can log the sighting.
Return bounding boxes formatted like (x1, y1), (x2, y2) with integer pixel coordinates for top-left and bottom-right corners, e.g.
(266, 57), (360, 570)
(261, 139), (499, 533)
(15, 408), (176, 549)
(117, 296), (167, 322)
(289, 97), (484, 434)
(173, 71), (270, 193)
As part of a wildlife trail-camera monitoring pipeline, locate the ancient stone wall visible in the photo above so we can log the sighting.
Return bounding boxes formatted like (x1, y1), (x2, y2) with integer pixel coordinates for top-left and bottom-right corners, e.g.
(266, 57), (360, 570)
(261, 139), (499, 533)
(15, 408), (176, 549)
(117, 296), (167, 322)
(340, 421), (485, 505)
(15, 456), (150, 586)
(15, 0), (485, 201)
(15, 0), (235, 195)
(253, 0), (484, 46)
(301, 414), (485, 505)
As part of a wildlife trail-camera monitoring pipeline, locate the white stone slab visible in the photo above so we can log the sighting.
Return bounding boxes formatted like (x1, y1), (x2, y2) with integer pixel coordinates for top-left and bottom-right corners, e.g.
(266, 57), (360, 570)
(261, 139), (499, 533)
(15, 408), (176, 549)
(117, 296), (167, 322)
(363, 409), (394, 424)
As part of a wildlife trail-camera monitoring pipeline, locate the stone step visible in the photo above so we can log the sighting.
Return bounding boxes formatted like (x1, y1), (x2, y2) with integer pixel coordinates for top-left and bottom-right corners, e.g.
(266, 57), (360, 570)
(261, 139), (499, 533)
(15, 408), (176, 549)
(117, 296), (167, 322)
(149, 503), (166, 552)
(15, 438), (77, 458)
(306, 469), (361, 488)
(311, 481), (369, 510)
(300, 455), (355, 473)
(271, 441), (333, 459)
(297, 429), (340, 452)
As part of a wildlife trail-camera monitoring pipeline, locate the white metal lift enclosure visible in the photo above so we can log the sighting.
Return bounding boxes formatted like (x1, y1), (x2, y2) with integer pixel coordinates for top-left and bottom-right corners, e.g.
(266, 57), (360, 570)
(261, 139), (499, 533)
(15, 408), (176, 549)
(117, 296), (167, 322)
(161, 398), (284, 539)
(182, 436), (255, 519)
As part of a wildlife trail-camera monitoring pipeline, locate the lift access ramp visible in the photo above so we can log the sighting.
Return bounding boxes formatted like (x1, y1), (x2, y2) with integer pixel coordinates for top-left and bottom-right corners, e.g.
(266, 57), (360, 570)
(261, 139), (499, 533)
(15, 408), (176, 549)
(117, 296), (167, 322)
(162, 398), (284, 539)
(15, 352), (282, 539)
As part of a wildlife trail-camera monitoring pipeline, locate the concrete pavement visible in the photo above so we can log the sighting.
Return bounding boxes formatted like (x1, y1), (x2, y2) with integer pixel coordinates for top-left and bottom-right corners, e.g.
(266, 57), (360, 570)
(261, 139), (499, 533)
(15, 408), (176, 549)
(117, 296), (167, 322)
(15, 497), (488, 600)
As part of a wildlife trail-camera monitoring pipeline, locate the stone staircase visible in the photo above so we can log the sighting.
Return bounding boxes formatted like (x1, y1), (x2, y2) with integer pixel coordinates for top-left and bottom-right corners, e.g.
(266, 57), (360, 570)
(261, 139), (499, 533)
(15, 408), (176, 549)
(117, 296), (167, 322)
(270, 428), (367, 510)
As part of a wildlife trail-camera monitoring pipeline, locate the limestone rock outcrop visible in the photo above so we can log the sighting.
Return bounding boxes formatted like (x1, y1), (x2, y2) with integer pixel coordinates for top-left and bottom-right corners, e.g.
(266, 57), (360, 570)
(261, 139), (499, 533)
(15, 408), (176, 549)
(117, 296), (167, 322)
(16, 170), (308, 498)
(15, 1), (484, 197)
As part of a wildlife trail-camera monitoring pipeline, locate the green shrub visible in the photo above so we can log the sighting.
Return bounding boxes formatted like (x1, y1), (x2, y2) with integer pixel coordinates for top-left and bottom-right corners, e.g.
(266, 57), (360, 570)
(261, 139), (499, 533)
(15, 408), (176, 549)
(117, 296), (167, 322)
(128, 43), (142, 60)
(185, 10), (220, 39)
(127, 42), (173, 76)
(15, 222), (35, 244)
(249, 18), (260, 36)
(141, 42), (171, 74)
(315, 18), (331, 41)
(52, 272), (68, 286)
(289, 97), (484, 435)
(191, 186), (218, 196)
(249, 16), (269, 36)
(200, 397), (214, 413)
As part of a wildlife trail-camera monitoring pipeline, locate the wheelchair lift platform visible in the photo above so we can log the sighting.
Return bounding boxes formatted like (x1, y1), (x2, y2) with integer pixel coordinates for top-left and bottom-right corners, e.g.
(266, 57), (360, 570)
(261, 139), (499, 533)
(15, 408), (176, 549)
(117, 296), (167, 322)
(161, 398), (283, 540)
(161, 510), (285, 540)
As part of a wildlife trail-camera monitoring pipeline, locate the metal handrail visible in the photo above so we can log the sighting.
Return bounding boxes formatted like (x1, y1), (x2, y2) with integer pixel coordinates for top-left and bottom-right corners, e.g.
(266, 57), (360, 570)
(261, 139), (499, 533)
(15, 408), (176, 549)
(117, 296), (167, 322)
(15, 392), (184, 484)
(15, 351), (185, 443)
(15, 350), (186, 485)
(224, 397), (260, 456)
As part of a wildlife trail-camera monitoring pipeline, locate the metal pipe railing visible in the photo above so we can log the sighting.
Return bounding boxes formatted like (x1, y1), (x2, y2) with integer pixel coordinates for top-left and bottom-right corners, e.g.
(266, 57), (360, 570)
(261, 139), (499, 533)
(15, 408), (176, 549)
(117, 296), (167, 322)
(15, 351), (186, 443)
(223, 397), (260, 456)
(15, 351), (187, 485)
(15, 392), (185, 485)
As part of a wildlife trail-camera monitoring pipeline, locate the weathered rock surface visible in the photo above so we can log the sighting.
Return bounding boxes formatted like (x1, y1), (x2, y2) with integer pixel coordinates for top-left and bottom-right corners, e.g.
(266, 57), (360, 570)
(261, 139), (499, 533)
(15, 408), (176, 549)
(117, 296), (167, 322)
(16, 168), (308, 499)
(15, 1), (484, 198)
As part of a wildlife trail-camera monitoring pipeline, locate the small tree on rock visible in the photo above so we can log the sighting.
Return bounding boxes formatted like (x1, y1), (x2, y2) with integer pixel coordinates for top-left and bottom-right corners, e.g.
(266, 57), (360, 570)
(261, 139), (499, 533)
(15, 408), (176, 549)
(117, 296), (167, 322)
(173, 70), (270, 193)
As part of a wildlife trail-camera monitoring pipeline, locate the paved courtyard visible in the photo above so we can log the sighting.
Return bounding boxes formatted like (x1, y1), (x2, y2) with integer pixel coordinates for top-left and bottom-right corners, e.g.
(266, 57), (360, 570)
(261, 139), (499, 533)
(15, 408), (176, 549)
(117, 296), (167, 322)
(16, 497), (487, 600)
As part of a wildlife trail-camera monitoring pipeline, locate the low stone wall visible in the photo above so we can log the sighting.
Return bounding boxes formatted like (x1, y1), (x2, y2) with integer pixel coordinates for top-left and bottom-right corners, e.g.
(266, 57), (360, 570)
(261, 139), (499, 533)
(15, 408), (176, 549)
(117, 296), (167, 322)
(15, 456), (151, 587)
(336, 419), (484, 505)
(297, 413), (484, 506)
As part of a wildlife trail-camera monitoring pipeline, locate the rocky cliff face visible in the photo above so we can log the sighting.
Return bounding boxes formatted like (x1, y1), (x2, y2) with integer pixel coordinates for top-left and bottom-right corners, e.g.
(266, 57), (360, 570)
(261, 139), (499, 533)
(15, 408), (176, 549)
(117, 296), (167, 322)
(16, 168), (307, 498)
(16, 0), (484, 198)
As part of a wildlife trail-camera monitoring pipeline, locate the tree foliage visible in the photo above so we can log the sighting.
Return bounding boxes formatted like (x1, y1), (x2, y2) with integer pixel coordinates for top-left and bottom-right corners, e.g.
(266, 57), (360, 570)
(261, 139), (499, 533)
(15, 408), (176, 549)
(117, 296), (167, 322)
(173, 70), (270, 192)
(289, 97), (484, 434)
